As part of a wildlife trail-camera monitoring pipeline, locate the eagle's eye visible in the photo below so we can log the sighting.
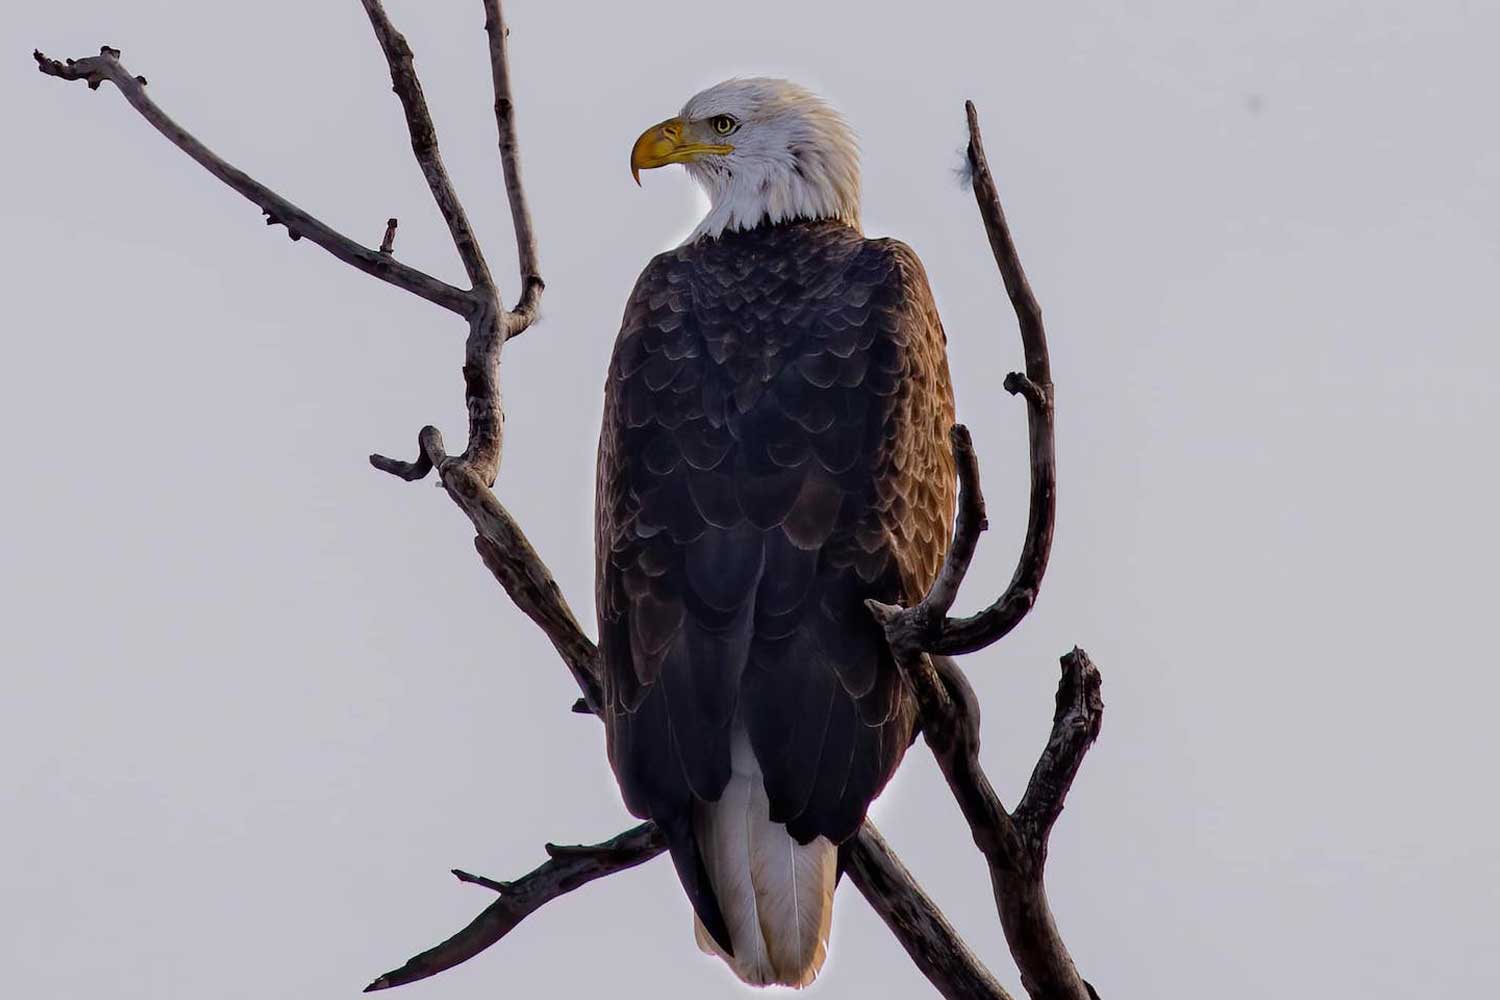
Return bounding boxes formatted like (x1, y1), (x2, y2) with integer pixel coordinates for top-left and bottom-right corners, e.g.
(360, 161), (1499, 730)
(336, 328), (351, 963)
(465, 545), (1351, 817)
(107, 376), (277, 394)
(709, 114), (737, 136)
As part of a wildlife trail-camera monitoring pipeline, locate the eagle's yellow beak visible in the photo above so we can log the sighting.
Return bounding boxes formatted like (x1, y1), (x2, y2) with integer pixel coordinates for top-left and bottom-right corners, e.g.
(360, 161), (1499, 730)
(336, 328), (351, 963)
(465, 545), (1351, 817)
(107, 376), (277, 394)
(630, 117), (734, 185)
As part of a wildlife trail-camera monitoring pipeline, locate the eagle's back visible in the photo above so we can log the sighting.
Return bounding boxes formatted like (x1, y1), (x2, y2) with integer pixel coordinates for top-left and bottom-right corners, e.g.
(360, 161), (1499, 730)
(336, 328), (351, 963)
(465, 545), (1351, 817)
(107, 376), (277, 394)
(596, 219), (955, 851)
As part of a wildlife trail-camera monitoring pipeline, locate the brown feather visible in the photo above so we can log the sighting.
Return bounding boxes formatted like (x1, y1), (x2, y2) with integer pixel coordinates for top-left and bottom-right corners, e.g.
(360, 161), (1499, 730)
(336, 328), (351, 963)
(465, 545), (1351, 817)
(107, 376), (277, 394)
(596, 218), (955, 962)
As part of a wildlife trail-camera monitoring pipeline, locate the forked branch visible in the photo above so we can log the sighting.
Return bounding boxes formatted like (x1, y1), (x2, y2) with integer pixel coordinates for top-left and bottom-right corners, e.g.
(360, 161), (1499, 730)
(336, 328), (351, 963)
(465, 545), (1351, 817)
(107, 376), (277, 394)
(32, 47), (473, 316)
(867, 106), (1101, 1000)
(881, 102), (1060, 659)
(930, 103), (1057, 657)
(364, 823), (666, 992)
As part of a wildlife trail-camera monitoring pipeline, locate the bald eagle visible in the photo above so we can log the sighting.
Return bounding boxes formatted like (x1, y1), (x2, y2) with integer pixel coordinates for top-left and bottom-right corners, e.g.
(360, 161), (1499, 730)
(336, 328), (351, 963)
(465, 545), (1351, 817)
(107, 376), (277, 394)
(597, 78), (956, 987)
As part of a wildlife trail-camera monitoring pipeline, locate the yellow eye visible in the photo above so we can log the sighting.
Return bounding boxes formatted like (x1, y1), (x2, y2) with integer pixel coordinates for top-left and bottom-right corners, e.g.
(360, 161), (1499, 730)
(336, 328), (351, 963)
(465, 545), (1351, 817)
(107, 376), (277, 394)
(709, 115), (736, 136)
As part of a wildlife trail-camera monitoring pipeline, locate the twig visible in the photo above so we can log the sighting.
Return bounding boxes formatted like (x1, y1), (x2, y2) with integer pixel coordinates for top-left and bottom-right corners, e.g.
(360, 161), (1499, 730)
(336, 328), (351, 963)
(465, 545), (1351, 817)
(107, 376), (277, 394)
(33, 48), (472, 315)
(369, 425), (444, 481)
(1014, 649), (1104, 854)
(482, 0), (543, 325)
(377, 812), (1013, 1000)
(450, 869), (510, 893)
(363, 823), (666, 992)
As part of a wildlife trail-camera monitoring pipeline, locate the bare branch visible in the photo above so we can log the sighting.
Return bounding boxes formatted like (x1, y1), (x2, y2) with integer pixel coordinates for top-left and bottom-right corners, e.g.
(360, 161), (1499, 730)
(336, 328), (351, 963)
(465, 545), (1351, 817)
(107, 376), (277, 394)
(878, 646), (1098, 1000)
(474, 530), (601, 713)
(859, 102), (1101, 1000)
(369, 425), (444, 481)
(928, 103), (1057, 656)
(359, 0), (494, 295)
(1014, 648), (1104, 853)
(362, 0), (539, 509)
(845, 824), (1015, 1000)
(926, 656), (1030, 864)
(366, 1), (543, 494)
(860, 105), (1056, 672)
(363, 823), (665, 992)
(966, 105), (1046, 381)
(372, 814), (1015, 1000)
(450, 868), (510, 893)
(482, 0), (544, 326)
(937, 652), (1100, 1000)
(33, 48), (473, 315)
(369, 428), (602, 710)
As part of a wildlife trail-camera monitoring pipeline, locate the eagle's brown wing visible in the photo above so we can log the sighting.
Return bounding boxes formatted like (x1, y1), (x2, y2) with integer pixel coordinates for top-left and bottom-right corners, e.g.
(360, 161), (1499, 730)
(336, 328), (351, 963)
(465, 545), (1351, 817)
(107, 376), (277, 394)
(595, 219), (954, 941)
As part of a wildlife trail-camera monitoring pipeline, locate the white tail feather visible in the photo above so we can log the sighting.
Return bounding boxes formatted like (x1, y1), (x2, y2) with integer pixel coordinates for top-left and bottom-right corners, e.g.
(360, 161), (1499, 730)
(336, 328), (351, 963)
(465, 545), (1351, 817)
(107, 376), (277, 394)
(693, 726), (835, 988)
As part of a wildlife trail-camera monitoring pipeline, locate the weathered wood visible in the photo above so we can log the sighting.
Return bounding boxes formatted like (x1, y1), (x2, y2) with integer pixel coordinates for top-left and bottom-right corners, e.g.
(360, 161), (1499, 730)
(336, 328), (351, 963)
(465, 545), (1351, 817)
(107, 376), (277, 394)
(866, 106), (1102, 999)
(845, 824), (1015, 1000)
(363, 823), (667, 992)
(927, 103), (1059, 658)
(32, 47), (472, 315)
(482, 0), (543, 326)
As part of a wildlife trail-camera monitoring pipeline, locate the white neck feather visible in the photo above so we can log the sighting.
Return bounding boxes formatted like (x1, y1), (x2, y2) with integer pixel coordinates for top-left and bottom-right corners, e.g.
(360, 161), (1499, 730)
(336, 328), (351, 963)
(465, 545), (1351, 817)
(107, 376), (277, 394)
(679, 78), (861, 242)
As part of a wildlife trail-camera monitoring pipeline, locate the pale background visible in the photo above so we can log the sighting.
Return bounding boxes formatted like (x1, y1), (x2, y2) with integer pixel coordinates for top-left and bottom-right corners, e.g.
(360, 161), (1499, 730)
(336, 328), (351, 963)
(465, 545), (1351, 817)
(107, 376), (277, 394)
(4, 1), (1498, 997)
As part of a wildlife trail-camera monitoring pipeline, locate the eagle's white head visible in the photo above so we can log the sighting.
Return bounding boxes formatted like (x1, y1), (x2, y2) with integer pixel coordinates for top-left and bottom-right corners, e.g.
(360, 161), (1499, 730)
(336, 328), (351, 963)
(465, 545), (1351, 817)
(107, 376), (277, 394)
(630, 77), (861, 242)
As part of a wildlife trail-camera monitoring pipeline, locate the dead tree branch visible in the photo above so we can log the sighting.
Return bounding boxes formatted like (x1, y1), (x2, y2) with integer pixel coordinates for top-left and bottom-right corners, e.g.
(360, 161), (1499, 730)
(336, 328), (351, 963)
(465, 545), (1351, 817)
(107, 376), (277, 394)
(928, 102), (1057, 657)
(866, 106), (1101, 1000)
(1016, 649), (1105, 858)
(39, 9), (1099, 1000)
(356, 0), (525, 487)
(882, 102), (1059, 659)
(368, 425), (603, 711)
(845, 824), (1015, 1000)
(363, 808), (1011, 1000)
(482, 0), (543, 323)
(32, 47), (473, 315)
(364, 823), (667, 992)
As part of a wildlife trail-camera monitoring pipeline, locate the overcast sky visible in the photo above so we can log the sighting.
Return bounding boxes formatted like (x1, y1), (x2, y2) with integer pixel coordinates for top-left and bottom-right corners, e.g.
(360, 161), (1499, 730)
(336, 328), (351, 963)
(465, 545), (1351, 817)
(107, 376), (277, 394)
(4, 1), (1498, 997)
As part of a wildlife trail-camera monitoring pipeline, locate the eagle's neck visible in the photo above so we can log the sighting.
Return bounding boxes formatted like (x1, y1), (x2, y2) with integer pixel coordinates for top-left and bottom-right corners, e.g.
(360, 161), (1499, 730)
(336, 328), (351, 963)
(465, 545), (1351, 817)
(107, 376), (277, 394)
(684, 141), (860, 243)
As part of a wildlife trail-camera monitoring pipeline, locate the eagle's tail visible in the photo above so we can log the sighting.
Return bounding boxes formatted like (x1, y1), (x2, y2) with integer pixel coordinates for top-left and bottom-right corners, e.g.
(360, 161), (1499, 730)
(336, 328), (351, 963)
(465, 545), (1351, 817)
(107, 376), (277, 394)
(692, 726), (836, 988)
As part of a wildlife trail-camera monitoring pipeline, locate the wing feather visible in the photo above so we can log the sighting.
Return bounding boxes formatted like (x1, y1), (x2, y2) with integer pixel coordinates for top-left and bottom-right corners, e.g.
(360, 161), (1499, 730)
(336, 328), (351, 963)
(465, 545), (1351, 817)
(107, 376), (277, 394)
(597, 220), (954, 949)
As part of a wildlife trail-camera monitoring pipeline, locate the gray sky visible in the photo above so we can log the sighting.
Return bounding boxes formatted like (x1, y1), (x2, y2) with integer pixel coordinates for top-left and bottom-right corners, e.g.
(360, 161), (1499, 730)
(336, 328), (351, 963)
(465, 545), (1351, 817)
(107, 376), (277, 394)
(5, 1), (1498, 997)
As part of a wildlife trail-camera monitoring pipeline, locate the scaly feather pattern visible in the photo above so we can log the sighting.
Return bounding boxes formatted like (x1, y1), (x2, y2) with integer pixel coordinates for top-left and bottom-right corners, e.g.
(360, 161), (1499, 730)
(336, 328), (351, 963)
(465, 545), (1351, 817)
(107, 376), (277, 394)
(596, 218), (955, 983)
